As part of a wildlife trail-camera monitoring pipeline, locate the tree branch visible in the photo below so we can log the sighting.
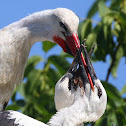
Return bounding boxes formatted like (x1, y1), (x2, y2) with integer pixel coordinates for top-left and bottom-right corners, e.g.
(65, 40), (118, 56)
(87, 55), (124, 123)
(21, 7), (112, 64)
(105, 44), (120, 82)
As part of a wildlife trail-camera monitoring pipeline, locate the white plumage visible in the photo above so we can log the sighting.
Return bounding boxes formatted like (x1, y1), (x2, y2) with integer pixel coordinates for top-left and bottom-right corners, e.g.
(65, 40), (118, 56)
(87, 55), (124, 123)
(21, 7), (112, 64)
(54, 78), (107, 126)
(0, 110), (47, 126)
(54, 44), (107, 126)
(0, 8), (79, 111)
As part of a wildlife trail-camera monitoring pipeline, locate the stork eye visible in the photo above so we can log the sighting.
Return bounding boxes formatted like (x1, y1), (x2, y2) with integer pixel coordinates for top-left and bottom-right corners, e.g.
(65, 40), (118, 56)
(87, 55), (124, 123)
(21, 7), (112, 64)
(59, 22), (68, 32)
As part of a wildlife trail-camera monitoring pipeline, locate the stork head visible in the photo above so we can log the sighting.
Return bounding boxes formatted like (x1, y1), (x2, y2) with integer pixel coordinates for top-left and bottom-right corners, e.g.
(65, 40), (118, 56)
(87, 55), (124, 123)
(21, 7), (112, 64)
(23, 8), (79, 56)
(51, 8), (79, 56)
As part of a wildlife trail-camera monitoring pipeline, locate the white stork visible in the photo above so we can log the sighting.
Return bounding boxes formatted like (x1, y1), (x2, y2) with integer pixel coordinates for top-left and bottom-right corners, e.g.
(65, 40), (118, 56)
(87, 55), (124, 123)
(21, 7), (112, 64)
(0, 8), (82, 111)
(54, 42), (107, 126)
(0, 43), (107, 126)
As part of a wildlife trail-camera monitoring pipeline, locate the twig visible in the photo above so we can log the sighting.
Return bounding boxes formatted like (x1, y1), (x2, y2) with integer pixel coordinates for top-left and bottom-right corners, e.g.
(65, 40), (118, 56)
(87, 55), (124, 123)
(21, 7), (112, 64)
(105, 44), (120, 82)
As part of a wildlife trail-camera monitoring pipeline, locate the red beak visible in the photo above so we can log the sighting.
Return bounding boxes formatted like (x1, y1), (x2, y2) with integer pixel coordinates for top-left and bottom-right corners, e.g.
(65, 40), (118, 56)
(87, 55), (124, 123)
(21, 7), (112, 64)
(53, 34), (94, 91)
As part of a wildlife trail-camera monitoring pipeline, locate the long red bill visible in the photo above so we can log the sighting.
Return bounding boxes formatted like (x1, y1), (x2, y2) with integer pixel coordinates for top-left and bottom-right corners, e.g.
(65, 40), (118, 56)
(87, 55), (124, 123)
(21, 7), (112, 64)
(66, 34), (94, 91)
(53, 34), (94, 91)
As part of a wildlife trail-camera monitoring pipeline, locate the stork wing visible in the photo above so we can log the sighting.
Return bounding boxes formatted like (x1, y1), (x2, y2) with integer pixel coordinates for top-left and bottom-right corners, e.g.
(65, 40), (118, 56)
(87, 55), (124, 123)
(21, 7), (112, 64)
(0, 110), (48, 126)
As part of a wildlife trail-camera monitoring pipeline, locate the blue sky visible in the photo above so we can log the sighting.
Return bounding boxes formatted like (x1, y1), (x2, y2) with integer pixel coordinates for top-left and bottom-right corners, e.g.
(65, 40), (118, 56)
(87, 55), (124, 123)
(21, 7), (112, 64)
(0, 0), (125, 94)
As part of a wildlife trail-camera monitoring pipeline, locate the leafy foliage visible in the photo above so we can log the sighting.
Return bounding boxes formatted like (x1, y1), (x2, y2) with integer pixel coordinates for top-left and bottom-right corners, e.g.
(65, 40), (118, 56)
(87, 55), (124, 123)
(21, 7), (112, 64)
(79, 0), (126, 77)
(42, 41), (56, 52)
(7, 0), (126, 125)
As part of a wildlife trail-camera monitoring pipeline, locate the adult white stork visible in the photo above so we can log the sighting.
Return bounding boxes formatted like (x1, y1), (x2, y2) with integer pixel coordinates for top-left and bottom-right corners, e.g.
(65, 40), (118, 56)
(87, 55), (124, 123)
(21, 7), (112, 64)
(0, 43), (107, 126)
(0, 8), (90, 111)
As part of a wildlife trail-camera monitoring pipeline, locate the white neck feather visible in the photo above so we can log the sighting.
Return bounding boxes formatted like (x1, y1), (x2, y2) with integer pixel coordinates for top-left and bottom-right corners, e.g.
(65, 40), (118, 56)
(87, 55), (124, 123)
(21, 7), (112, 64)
(2, 8), (79, 47)
(6, 9), (55, 45)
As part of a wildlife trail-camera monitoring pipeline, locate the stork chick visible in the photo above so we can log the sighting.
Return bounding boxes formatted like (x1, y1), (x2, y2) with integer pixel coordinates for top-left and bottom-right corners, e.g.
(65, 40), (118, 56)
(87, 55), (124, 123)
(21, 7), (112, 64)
(54, 42), (107, 126)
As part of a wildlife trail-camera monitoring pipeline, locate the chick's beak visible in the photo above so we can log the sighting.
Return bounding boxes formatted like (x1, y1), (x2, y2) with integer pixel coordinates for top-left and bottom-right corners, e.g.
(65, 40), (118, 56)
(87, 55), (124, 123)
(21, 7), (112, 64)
(82, 44), (97, 85)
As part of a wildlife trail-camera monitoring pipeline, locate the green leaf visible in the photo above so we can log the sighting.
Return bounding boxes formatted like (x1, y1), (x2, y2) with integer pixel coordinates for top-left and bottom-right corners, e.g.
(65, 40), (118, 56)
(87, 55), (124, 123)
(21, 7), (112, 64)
(47, 68), (60, 86)
(60, 52), (73, 58)
(48, 55), (70, 75)
(26, 56), (42, 67)
(34, 103), (49, 115)
(116, 111), (125, 126)
(107, 11), (126, 29)
(102, 81), (121, 99)
(29, 70), (42, 91)
(42, 41), (56, 52)
(102, 16), (113, 40)
(87, 0), (100, 18)
(85, 32), (97, 52)
(94, 24), (107, 61)
(107, 96), (117, 109)
(87, 0), (109, 18)
(24, 56), (42, 77)
(113, 21), (121, 37)
(16, 99), (26, 107)
(107, 112), (117, 126)
(25, 69), (42, 96)
(118, 11), (126, 27)
(98, 1), (111, 17)
(121, 84), (126, 95)
(17, 82), (26, 98)
(11, 88), (17, 102)
(111, 46), (124, 78)
(110, 0), (123, 10)
(102, 81), (122, 108)
(6, 104), (20, 111)
(78, 19), (92, 42)
(41, 73), (50, 90)
(94, 115), (107, 126)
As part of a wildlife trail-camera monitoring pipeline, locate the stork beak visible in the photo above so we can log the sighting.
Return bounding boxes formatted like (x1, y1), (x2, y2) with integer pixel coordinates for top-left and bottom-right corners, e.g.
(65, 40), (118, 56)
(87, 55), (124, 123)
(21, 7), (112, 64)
(53, 34), (94, 90)
(67, 42), (97, 91)
(82, 44), (97, 86)
(65, 33), (80, 56)
(53, 33), (79, 56)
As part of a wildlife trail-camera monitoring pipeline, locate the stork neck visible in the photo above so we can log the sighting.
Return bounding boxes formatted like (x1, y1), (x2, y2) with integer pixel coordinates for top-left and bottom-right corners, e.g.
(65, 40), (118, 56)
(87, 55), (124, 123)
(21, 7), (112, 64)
(48, 100), (86, 126)
(8, 10), (54, 46)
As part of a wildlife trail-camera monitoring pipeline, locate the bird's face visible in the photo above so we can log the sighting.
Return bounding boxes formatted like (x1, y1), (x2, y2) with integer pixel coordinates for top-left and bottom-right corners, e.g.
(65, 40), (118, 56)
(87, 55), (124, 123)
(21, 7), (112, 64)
(51, 8), (80, 56)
